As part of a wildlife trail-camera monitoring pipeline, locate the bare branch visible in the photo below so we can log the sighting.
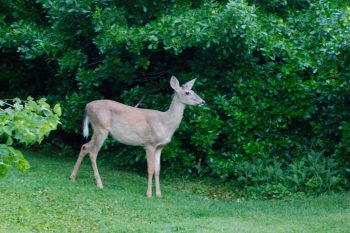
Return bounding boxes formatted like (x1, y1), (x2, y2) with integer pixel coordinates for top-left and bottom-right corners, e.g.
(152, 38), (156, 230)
(134, 95), (146, 108)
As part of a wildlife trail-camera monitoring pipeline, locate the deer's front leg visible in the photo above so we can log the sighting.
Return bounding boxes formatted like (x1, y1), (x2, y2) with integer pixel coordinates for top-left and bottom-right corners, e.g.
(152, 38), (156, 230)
(146, 146), (156, 197)
(154, 147), (163, 197)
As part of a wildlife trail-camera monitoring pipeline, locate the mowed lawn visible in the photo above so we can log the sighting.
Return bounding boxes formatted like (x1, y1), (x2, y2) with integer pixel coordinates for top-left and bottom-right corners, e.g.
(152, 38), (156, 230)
(1, 152), (349, 233)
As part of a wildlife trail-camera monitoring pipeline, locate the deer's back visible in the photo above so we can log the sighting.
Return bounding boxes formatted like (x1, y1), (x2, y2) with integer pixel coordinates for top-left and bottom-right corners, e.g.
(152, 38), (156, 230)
(86, 100), (168, 146)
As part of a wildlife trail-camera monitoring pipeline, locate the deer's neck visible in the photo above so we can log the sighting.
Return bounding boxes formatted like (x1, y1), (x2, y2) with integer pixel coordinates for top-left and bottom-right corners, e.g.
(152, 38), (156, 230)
(164, 94), (185, 133)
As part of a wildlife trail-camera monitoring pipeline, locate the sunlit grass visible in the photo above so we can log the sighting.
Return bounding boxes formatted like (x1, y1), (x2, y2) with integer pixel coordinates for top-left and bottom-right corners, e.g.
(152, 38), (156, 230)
(1, 151), (349, 233)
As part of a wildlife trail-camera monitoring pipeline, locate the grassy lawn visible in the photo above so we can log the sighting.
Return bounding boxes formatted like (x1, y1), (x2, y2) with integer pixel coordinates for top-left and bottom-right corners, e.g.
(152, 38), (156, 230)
(1, 151), (349, 233)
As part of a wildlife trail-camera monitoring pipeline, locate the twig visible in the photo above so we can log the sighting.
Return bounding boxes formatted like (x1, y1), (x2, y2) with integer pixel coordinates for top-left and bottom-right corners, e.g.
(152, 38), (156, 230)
(3, 102), (15, 108)
(134, 70), (171, 83)
(134, 95), (146, 108)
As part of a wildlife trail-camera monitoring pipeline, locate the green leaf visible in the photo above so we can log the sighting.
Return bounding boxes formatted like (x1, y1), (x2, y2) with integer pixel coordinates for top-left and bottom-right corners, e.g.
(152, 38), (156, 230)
(6, 137), (13, 146)
(53, 104), (62, 116)
(15, 158), (30, 172)
(0, 144), (10, 156)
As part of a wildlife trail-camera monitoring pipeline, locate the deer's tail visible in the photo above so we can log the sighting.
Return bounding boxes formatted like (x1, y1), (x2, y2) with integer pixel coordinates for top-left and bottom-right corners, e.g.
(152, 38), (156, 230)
(83, 115), (89, 138)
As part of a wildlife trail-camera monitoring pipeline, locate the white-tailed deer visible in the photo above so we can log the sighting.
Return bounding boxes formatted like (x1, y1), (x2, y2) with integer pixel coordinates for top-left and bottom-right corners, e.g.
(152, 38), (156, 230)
(70, 76), (205, 197)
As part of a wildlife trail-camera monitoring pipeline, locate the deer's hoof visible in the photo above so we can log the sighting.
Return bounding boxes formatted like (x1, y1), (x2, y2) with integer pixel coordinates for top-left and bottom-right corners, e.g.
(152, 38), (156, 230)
(97, 183), (103, 189)
(146, 192), (152, 198)
(156, 193), (162, 198)
(70, 175), (76, 182)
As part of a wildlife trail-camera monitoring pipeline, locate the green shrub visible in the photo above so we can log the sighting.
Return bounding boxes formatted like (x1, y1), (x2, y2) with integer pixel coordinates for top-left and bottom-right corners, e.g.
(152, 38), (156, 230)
(288, 151), (347, 193)
(0, 0), (350, 194)
(223, 150), (348, 197)
(0, 97), (61, 177)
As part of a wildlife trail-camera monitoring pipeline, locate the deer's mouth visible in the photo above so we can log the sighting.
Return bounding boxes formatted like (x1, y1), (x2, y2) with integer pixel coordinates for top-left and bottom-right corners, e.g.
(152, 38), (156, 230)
(197, 101), (205, 106)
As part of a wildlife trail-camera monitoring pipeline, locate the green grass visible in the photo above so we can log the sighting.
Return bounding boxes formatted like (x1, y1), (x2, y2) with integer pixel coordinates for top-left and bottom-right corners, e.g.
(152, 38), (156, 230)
(1, 151), (350, 233)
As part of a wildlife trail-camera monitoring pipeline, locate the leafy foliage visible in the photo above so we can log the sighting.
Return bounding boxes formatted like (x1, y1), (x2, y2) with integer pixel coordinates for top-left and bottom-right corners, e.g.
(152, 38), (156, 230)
(0, 98), (61, 177)
(0, 0), (350, 193)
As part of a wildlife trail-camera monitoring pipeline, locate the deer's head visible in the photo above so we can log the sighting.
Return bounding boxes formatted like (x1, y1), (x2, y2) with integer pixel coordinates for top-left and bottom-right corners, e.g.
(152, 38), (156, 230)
(170, 76), (205, 106)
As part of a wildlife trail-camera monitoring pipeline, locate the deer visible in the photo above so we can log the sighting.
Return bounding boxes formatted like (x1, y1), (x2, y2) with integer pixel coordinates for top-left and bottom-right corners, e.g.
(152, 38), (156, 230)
(69, 76), (205, 197)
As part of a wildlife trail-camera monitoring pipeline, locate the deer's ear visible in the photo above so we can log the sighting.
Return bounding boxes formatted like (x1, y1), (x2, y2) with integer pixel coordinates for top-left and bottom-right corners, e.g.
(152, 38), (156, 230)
(170, 76), (180, 91)
(182, 78), (196, 90)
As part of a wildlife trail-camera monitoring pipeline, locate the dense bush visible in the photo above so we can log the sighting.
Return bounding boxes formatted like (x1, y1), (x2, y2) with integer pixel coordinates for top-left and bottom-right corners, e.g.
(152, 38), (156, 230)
(0, 0), (349, 193)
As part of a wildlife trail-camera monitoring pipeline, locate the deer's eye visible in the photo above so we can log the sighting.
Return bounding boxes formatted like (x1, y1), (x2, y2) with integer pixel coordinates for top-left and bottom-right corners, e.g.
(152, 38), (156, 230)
(185, 91), (191, 95)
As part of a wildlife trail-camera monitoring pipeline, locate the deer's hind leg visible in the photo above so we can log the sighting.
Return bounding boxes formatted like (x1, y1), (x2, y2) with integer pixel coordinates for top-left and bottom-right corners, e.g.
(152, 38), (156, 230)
(70, 129), (108, 188)
(88, 130), (108, 188)
(70, 140), (92, 182)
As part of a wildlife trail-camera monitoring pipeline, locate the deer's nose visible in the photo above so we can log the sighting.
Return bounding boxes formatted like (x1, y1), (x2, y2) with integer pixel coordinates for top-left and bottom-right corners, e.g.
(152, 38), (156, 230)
(199, 100), (205, 106)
